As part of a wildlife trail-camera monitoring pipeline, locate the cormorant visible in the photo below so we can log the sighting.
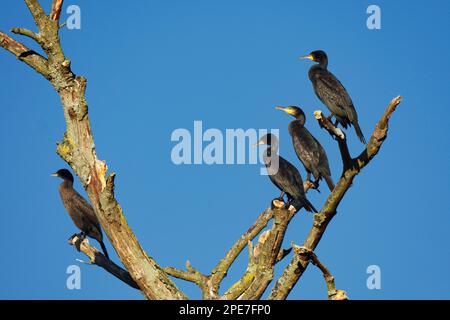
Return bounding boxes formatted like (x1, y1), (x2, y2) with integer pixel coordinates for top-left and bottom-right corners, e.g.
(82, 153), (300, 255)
(51, 169), (109, 259)
(301, 50), (366, 144)
(276, 106), (335, 191)
(257, 133), (317, 212)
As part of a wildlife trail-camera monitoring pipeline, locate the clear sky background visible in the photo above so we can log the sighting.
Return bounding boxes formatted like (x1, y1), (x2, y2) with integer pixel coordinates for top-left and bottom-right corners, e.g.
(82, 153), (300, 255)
(0, 0), (449, 299)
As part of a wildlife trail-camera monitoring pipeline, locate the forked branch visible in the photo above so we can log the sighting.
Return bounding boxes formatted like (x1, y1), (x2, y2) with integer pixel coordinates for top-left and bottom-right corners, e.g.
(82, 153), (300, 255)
(292, 243), (348, 300)
(268, 96), (402, 299)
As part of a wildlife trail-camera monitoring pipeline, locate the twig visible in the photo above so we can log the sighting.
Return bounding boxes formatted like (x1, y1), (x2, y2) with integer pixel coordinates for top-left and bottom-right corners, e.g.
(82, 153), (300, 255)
(50, 0), (64, 21)
(0, 32), (49, 78)
(10, 27), (43, 44)
(292, 244), (348, 300)
(24, 0), (47, 30)
(165, 261), (211, 299)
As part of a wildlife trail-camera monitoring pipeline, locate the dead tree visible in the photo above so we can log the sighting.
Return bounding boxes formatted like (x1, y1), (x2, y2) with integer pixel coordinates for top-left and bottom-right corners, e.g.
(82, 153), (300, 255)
(0, 0), (402, 300)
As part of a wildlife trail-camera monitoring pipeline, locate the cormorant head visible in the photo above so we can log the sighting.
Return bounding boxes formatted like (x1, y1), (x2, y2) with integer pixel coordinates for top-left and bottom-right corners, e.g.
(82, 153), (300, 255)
(257, 133), (278, 146)
(51, 169), (74, 183)
(300, 50), (328, 66)
(275, 106), (306, 125)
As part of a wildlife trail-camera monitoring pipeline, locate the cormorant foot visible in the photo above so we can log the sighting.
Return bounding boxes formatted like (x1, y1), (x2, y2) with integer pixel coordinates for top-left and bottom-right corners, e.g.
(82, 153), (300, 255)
(68, 233), (78, 242)
(74, 239), (83, 252)
(67, 233), (84, 252)
(285, 200), (298, 212)
(70, 232), (86, 252)
(313, 180), (321, 193)
(304, 179), (320, 193)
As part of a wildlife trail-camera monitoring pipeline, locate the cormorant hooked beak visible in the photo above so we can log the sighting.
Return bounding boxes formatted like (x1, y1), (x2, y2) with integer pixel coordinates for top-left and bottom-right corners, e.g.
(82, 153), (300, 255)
(300, 54), (314, 61)
(275, 106), (294, 116)
(276, 106), (290, 113)
(50, 172), (59, 177)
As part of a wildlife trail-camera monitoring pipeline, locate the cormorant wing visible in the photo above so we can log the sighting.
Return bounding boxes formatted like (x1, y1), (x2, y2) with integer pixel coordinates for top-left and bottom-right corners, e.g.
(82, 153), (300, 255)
(289, 123), (322, 171)
(313, 69), (353, 115)
(276, 156), (306, 199)
(71, 190), (102, 232)
(301, 127), (332, 178)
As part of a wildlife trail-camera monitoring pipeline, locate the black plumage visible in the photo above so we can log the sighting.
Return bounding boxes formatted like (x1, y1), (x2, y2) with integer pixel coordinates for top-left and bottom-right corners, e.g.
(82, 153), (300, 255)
(276, 106), (335, 192)
(301, 50), (366, 144)
(257, 134), (317, 212)
(52, 169), (109, 259)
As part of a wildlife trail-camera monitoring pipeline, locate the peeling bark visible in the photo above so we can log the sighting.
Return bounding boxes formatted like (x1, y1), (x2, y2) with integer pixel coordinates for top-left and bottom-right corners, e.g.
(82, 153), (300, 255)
(1, 0), (186, 300)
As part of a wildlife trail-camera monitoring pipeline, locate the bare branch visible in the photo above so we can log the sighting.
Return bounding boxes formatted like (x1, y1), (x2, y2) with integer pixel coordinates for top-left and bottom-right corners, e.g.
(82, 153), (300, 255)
(314, 110), (352, 168)
(356, 96), (403, 166)
(276, 247), (292, 263)
(165, 261), (210, 299)
(24, 0), (47, 30)
(314, 111), (346, 140)
(165, 266), (200, 284)
(239, 206), (295, 299)
(168, 200), (297, 300)
(68, 235), (140, 290)
(220, 243), (257, 300)
(209, 208), (273, 294)
(50, 0), (64, 21)
(268, 96), (403, 300)
(292, 244), (348, 300)
(10, 27), (43, 45)
(0, 31), (49, 78)
(166, 207), (275, 298)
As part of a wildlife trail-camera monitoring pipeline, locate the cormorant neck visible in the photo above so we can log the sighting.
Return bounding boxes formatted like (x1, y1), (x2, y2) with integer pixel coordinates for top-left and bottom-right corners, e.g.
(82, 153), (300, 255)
(317, 58), (328, 69)
(268, 140), (279, 155)
(61, 179), (73, 188)
(294, 116), (305, 126)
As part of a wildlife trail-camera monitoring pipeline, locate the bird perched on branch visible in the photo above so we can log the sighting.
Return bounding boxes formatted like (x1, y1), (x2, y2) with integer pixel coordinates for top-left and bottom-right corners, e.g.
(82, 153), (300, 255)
(257, 133), (317, 212)
(51, 169), (109, 259)
(301, 50), (366, 144)
(276, 106), (335, 192)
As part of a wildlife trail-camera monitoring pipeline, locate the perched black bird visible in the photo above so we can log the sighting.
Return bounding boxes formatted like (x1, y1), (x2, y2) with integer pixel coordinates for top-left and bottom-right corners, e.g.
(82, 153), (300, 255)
(301, 50), (366, 144)
(51, 169), (109, 259)
(257, 133), (317, 212)
(276, 106), (335, 192)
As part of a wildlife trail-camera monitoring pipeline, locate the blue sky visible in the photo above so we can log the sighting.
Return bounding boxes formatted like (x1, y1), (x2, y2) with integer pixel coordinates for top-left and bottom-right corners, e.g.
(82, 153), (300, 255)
(0, 0), (449, 299)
